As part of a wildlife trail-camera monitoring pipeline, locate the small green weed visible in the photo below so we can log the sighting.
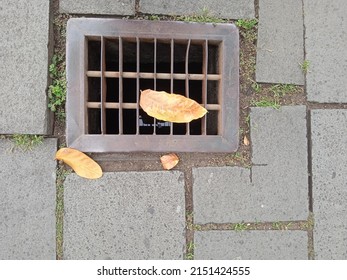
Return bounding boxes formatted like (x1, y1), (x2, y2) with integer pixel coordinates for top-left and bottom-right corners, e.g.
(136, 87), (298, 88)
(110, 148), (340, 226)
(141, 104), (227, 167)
(302, 213), (314, 230)
(186, 211), (202, 231)
(236, 19), (258, 43)
(235, 19), (258, 30)
(251, 98), (280, 110)
(270, 84), (296, 97)
(232, 152), (243, 161)
(194, 224), (202, 231)
(186, 211), (194, 230)
(272, 222), (282, 230)
(186, 241), (195, 260)
(245, 114), (251, 128)
(272, 221), (293, 230)
(48, 55), (66, 120)
(148, 15), (160, 21)
(250, 80), (262, 93)
(233, 222), (250, 231)
(285, 222), (293, 229)
(300, 60), (310, 74)
(12, 134), (44, 151)
(176, 8), (227, 23)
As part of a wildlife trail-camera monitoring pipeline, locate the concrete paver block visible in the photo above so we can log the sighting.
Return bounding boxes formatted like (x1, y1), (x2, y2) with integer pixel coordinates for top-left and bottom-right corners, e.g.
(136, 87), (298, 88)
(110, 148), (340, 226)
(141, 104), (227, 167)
(304, 0), (347, 102)
(193, 167), (256, 223)
(256, 0), (304, 85)
(64, 171), (185, 259)
(0, 139), (57, 259)
(251, 106), (308, 220)
(193, 106), (309, 223)
(195, 231), (308, 260)
(60, 0), (135, 15)
(139, 0), (255, 19)
(0, 0), (51, 134)
(311, 110), (347, 259)
(251, 106), (307, 165)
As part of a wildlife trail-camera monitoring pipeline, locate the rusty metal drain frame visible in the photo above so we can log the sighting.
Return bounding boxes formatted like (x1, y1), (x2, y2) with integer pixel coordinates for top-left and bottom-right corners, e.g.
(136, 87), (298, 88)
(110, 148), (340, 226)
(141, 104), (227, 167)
(66, 18), (239, 152)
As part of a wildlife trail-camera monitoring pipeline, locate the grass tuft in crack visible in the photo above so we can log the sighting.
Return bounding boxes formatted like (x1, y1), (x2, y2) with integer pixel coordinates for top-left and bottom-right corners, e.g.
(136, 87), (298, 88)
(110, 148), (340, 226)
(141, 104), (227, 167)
(250, 80), (262, 94)
(186, 212), (202, 231)
(270, 84), (297, 97)
(233, 222), (250, 231)
(176, 8), (228, 23)
(48, 54), (66, 121)
(56, 164), (71, 260)
(251, 98), (280, 110)
(186, 241), (195, 260)
(302, 212), (314, 230)
(12, 134), (44, 151)
(236, 19), (258, 43)
(236, 19), (258, 30)
(272, 221), (293, 230)
(147, 14), (161, 21)
(300, 60), (310, 74)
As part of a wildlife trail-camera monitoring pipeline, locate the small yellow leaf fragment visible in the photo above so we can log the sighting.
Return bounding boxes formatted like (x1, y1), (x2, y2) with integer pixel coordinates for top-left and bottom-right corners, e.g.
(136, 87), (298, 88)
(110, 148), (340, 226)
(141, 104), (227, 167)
(140, 89), (207, 123)
(243, 135), (250, 146)
(55, 148), (103, 179)
(160, 153), (179, 170)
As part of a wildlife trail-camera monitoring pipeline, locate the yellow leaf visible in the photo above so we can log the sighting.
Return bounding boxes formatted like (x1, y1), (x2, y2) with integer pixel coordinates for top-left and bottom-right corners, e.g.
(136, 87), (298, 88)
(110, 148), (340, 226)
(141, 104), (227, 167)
(140, 89), (207, 123)
(55, 148), (102, 179)
(160, 153), (179, 170)
(243, 135), (250, 146)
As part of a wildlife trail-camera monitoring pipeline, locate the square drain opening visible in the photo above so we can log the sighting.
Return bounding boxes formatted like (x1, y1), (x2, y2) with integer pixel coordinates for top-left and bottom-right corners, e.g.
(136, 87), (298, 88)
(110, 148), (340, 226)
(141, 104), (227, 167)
(67, 19), (239, 152)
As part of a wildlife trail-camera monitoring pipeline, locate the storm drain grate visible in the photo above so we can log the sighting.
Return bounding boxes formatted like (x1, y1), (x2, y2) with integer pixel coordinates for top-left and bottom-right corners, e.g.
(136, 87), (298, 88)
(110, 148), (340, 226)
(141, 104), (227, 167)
(66, 19), (239, 152)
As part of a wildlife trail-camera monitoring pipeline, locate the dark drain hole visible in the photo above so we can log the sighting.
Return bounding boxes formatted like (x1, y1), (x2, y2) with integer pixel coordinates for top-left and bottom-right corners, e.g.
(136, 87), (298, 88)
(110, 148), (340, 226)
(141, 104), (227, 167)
(88, 38), (219, 135)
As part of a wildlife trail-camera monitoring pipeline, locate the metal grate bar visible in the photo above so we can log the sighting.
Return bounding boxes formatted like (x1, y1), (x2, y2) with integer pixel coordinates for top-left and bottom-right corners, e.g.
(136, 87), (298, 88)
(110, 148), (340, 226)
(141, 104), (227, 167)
(118, 37), (123, 134)
(136, 37), (140, 135)
(88, 102), (220, 110)
(87, 71), (221, 80)
(217, 41), (223, 136)
(170, 38), (174, 135)
(100, 36), (106, 134)
(202, 40), (208, 135)
(185, 39), (191, 135)
(85, 38), (90, 135)
(153, 38), (157, 134)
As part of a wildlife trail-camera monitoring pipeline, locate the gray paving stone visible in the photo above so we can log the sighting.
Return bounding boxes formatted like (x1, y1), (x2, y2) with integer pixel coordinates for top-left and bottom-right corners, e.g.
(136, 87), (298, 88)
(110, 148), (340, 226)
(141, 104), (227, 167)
(256, 0), (304, 85)
(250, 106), (309, 220)
(251, 106), (307, 166)
(193, 106), (309, 223)
(139, 0), (255, 19)
(304, 0), (347, 102)
(60, 0), (135, 15)
(311, 110), (347, 259)
(0, 0), (51, 134)
(64, 171), (185, 259)
(195, 231), (308, 260)
(0, 139), (57, 259)
(193, 167), (254, 223)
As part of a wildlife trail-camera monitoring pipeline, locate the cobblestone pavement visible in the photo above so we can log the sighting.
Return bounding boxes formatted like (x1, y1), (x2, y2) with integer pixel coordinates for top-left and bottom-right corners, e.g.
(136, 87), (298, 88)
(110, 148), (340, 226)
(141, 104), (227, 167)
(0, 0), (346, 259)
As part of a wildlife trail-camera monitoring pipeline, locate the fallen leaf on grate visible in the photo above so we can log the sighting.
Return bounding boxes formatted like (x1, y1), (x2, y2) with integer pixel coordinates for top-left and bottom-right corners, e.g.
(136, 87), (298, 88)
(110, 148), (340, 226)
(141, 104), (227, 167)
(55, 148), (103, 179)
(160, 153), (179, 170)
(140, 89), (207, 123)
(243, 135), (250, 146)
